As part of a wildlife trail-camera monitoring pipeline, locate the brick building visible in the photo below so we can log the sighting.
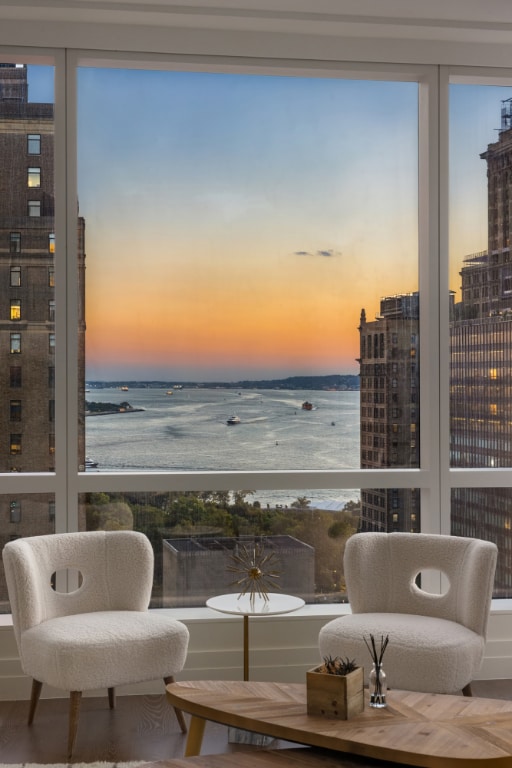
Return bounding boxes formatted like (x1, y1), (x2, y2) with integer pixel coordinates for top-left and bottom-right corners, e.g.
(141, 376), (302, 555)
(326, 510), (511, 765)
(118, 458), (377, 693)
(0, 64), (85, 595)
(358, 293), (420, 532)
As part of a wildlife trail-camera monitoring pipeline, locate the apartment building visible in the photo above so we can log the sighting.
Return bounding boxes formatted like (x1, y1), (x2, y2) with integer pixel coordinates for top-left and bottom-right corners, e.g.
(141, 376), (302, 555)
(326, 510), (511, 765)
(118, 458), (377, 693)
(0, 64), (85, 598)
(358, 293), (420, 532)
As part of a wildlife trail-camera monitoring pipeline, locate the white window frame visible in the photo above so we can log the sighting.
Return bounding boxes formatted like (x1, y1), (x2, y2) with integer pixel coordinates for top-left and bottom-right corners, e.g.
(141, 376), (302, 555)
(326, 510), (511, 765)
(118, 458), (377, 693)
(0, 47), (510, 618)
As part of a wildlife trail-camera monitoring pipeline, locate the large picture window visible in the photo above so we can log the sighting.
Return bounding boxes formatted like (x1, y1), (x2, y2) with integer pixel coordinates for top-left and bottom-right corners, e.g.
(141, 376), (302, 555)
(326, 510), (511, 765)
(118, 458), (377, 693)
(76, 67), (418, 605)
(1, 53), (510, 616)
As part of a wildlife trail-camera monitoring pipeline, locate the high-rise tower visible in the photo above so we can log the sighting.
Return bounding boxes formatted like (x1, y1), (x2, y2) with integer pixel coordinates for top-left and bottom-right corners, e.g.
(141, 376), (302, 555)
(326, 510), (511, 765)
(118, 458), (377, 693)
(0, 65), (85, 586)
(358, 293), (420, 532)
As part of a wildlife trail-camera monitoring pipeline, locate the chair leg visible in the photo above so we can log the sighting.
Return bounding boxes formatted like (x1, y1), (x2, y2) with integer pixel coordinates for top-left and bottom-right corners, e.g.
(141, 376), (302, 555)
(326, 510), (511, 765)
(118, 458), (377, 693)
(108, 686), (116, 709)
(164, 676), (187, 733)
(68, 690), (82, 759)
(462, 682), (473, 697)
(28, 679), (43, 725)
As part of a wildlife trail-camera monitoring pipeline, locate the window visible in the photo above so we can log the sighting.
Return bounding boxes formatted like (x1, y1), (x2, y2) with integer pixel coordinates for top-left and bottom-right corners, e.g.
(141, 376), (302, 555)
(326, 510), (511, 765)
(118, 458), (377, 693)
(27, 167), (41, 188)
(49, 399), (54, 422)
(28, 200), (40, 217)
(10, 267), (20, 287)
(9, 501), (21, 524)
(10, 300), (20, 321)
(0, 54), (511, 625)
(10, 400), (21, 422)
(27, 134), (40, 154)
(10, 232), (20, 253)
(10, 333), (21, 354)
(9, 367), (21, 388)
(10, 435), (21, 455)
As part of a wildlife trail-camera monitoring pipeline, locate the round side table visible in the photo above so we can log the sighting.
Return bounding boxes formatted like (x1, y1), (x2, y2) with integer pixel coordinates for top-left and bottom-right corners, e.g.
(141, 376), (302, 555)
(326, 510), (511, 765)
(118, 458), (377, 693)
(206, 592), (305, 681)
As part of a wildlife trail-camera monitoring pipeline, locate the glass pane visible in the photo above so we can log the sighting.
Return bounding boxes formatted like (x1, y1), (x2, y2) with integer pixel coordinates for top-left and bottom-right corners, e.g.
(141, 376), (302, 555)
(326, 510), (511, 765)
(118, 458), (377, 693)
(0, 493), (56, 612)
(0, 63), (55, 472)
(450, 83), (512, 469)
(449, 82), (512, 596)
(78, 68), (418, 474)
(451, 488), (506, 597)
(80, 489), (361, 606)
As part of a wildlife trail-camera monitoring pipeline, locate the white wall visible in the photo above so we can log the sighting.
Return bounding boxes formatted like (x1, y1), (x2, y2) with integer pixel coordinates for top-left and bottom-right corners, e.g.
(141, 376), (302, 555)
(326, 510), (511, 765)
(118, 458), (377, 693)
(2, 603), (512, 700)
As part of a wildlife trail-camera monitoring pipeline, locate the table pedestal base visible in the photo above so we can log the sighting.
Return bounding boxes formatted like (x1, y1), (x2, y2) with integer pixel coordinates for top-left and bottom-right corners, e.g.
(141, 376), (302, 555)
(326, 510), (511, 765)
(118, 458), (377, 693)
(228, 726), (275, 747)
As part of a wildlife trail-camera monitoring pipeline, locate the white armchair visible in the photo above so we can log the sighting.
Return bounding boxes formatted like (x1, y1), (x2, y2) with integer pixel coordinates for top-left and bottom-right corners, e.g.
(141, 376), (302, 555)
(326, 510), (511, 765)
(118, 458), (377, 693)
(3, 530), (190, 758)
(319, 532), (497, 695)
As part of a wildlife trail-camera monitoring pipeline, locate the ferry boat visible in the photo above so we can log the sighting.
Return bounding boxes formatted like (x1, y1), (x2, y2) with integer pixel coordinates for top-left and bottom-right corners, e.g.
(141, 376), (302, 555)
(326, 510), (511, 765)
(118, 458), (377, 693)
(227, 415), (241, 425)
(301, 401), (313, 411)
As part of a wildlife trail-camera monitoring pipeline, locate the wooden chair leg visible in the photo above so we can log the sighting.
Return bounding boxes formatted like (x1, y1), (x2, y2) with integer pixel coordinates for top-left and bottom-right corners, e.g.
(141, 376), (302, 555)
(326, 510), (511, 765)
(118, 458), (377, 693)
(68, 690), (82, 759)
(164, 676), (187, 733)
(462, 682), (473, 696)
(108, 686), (116, 709)
(28, 679), (43, 725)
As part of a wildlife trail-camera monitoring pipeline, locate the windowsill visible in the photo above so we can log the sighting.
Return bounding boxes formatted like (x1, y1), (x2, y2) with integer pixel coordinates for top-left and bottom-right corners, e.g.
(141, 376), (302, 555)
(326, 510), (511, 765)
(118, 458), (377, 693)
(1, 598), (511, 627)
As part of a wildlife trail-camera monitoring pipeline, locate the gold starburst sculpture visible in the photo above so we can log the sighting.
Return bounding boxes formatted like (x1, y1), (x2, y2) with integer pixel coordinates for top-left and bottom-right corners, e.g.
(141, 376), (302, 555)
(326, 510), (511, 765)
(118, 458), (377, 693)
(227, 541), (282, 602)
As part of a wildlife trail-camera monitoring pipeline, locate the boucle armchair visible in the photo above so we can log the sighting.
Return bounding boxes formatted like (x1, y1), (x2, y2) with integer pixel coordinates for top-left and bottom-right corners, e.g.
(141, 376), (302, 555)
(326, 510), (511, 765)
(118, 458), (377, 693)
(3, 530), (190, 758)
(319, 532), (497, 696)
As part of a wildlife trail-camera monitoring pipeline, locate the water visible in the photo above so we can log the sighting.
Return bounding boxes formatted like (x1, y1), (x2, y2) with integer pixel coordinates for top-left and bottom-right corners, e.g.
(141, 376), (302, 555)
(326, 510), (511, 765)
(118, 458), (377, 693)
(85, 387), (360, 509)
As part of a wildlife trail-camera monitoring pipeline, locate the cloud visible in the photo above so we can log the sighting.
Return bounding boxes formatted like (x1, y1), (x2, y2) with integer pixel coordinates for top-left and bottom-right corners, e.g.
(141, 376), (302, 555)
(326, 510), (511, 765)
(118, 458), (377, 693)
(293, 248), (341, 258)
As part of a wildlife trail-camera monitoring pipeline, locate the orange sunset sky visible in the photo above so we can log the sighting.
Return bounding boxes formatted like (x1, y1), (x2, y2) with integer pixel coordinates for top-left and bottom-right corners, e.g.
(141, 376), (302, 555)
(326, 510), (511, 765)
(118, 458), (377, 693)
(75, 69), (508, 382)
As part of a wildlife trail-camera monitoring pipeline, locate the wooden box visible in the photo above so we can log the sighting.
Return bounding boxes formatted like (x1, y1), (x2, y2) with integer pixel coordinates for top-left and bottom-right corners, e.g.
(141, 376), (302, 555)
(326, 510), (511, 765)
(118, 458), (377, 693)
(306, 665), (364, 719)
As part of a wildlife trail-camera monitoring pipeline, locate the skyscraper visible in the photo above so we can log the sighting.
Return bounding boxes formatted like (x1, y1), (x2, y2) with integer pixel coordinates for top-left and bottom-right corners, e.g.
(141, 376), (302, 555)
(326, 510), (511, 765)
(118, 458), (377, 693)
(450, 99), (512, 595)
(0, 65), (85, 582)
(358, 293), (420, 532)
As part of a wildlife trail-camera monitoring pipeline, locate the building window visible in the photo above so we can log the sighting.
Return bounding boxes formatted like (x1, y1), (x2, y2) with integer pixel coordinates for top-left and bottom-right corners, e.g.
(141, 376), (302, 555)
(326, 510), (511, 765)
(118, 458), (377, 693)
(48, 500), (55, 523)
(48, 366), (55, 387)
(49, 333), (55, 352)
(10, 232), (20, 253)
(28, 200), (40, 217)
(10, 400), (21, 422)
(49, 399), (55, 422)
(27, 167), (41, 188)
(27, 134), (41, 154)
(10, 435), (22, 455)
(48, 266), (55, 287)
(9, 367), (21, 388)
(10, 333), (21, 354)
(10, 266), (21, 287)
(10, 300), (21, 321)
(49, 233), (55, 254)
(48, 300), (55, 321)
(49, 434), (55, 455)
(9, 501), (21, 524)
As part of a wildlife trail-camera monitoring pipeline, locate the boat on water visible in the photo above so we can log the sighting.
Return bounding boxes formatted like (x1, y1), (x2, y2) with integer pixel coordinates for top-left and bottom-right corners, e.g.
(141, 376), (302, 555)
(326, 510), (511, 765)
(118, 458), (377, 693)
(120, 386), (129, 391)
(302, 401), (313, 411)
(85, 457), (99, 468)
(166, 390), (173, 395)
(227, 415), (241, 425)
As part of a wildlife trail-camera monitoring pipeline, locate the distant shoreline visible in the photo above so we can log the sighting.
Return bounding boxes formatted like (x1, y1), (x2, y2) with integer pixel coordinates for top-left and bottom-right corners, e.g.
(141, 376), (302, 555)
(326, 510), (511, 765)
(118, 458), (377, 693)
(85, 400), (144, 416)
(85, 374), (360, 392)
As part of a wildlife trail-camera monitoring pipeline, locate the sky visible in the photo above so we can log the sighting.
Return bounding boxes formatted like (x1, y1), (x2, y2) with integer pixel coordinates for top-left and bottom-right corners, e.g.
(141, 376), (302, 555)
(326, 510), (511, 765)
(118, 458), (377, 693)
(27, 66), (512, 382)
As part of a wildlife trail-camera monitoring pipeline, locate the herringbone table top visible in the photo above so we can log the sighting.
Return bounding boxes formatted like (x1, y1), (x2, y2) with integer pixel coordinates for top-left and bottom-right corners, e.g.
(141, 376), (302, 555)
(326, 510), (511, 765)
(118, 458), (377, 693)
(166, 680), (512, 767)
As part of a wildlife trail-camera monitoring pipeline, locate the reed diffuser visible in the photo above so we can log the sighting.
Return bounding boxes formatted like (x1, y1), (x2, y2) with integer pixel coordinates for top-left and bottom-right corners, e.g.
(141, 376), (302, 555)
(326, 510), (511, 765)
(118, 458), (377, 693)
(364, 633), (389, 708)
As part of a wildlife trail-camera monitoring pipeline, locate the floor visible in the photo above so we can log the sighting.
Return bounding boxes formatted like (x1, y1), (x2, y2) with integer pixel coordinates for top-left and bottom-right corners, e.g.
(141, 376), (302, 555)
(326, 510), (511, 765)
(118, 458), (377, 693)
(0, 680), (509, 764)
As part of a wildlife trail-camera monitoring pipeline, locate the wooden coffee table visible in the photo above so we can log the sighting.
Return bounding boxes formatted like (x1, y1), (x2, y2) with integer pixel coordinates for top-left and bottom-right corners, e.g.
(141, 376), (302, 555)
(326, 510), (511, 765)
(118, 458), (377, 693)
(166, 680), (512, 766)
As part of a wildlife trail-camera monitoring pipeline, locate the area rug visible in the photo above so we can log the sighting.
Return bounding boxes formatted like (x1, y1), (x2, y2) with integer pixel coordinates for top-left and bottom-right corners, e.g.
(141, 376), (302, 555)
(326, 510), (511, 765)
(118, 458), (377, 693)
(0, 763), (147, 768)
